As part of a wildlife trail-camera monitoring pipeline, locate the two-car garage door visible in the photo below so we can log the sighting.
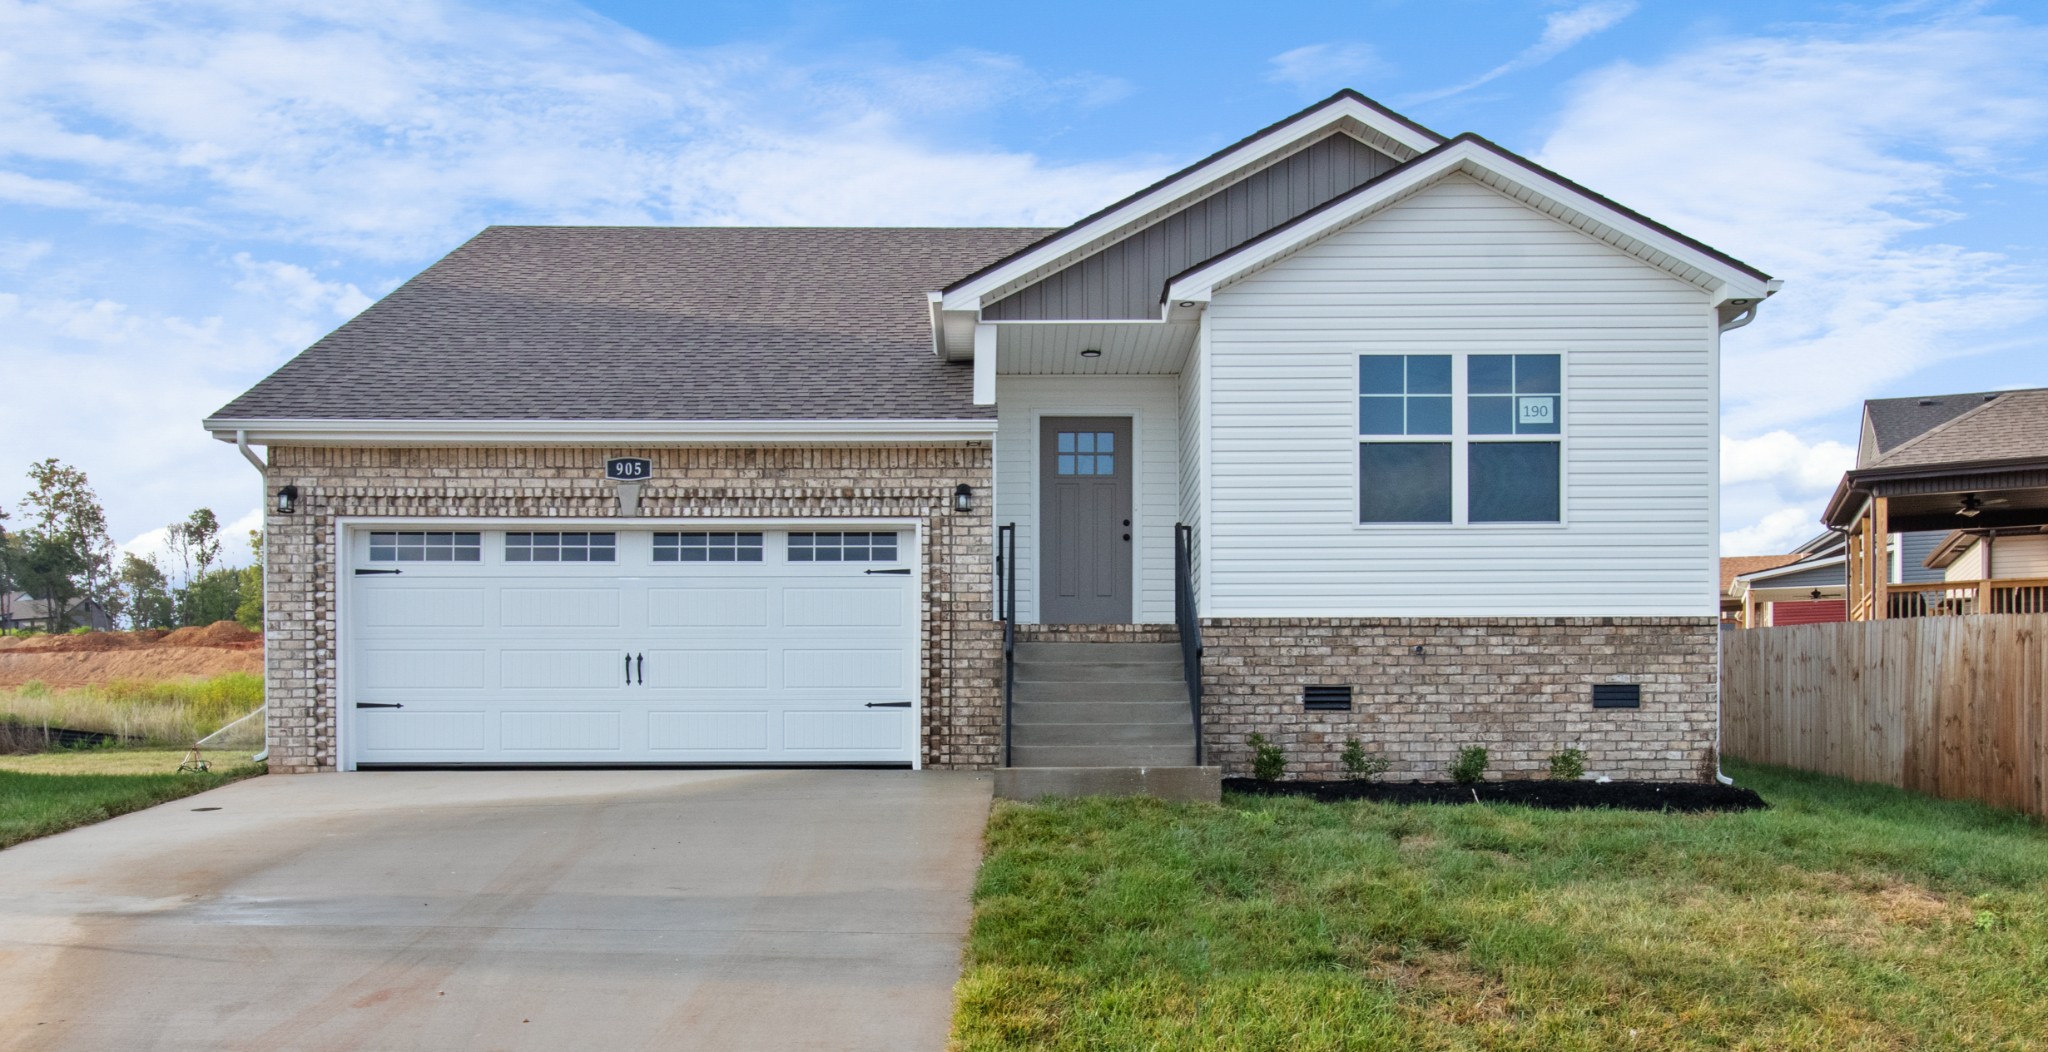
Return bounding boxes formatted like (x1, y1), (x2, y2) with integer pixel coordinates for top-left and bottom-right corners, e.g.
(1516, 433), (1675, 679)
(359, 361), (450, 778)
(344, 524), (918, 767)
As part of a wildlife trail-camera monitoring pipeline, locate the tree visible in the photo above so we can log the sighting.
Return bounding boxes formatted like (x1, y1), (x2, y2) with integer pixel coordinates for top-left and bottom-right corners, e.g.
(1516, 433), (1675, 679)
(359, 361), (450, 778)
(19, 460), (117, 626)
(118, 553), (177, 630)
(178, 567), (243, 626)
(11, 531), (87, 633)
(235, 529), (264, 631)
(165, 508), (223, 586)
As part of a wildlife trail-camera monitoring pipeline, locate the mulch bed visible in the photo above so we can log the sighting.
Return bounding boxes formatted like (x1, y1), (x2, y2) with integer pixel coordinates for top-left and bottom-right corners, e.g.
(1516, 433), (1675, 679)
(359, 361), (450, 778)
(1223, 777), (1768, 813)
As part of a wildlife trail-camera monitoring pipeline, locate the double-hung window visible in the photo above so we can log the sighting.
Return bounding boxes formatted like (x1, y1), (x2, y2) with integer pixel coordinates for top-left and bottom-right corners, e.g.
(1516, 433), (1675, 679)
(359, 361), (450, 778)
(1358, 353), (1562, 524)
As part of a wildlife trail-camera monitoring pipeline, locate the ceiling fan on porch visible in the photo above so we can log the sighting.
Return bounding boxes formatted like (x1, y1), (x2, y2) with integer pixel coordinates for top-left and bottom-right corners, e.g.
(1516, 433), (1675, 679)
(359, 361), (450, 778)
(1956, 493), (2009, 518)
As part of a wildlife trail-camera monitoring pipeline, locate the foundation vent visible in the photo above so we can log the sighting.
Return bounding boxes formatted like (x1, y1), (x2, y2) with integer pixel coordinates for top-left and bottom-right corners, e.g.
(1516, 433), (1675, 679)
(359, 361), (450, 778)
(1592, 684), (1642, 709)
(1302, 685), (1354, 711)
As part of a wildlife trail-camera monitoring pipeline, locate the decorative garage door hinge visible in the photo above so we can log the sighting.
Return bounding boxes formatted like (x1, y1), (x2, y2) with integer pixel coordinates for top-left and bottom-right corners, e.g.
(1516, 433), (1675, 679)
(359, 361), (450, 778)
(354, 568), (402, 576)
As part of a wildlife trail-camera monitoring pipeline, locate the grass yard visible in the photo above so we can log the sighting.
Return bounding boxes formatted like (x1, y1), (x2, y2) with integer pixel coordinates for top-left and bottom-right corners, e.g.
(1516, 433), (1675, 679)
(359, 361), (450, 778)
(0, 673), (262, 745)
(0, 748), (264, 850)
(954, 761), (2048, 1051)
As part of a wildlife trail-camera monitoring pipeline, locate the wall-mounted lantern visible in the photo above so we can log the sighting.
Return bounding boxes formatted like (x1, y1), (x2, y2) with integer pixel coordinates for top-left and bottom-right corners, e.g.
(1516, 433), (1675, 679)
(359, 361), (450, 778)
(275, 485), (299, 515)
(954, 483), (974, 512)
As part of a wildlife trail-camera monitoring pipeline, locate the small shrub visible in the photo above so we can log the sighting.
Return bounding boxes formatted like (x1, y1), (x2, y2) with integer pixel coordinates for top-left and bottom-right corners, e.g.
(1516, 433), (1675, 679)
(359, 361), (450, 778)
(1448, 745), (1489, 785)
(1248, 733), (1287, 782)
(1548, 748), (1588, 781)
(1340, 738), (1392, 781)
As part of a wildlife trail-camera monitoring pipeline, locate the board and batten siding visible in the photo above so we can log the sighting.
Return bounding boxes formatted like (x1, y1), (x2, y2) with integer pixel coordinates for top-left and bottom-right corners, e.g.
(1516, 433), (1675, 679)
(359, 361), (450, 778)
(1203, 173), (1718, 617)
(985, 133), (1399, 321)
(994, 375), (1181, 623)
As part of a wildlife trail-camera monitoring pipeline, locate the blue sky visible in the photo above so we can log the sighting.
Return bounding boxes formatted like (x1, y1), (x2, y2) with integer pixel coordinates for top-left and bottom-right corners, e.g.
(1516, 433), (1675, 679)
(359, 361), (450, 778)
(2, 0), (2044, 560)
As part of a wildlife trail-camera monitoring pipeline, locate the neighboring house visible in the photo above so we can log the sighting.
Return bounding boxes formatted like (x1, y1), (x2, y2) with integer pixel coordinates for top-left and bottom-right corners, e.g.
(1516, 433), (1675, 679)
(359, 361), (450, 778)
(206, 91), (1778, 780)
(1825, 387), (2048, 619)
(1722, 526), (1954, 629)
(0, 593), (113, 632)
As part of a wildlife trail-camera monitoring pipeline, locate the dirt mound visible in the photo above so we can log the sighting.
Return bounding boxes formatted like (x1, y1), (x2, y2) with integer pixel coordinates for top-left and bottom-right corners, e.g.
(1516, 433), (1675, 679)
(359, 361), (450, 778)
(0, 623), (264, 688)
(161, 622), (260, 648)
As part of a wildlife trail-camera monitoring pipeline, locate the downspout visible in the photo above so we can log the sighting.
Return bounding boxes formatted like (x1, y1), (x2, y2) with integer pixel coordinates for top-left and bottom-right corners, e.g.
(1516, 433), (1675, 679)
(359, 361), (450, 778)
(235, 430), (270, 764)
(1712, 293), (1768, 785)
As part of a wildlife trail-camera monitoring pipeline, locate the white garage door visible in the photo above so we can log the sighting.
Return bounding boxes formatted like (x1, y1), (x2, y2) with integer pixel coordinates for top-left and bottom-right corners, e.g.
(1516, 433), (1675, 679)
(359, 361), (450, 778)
(343, 525), (919, 767)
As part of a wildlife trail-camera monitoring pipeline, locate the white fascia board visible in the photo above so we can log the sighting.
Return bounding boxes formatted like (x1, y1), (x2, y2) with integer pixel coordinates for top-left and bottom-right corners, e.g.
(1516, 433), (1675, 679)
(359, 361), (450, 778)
(1168, 140), (1777, 305)
(972, 323), (997, 405)
(206, 418), (999, 446)
(939, 98), (1439, 312)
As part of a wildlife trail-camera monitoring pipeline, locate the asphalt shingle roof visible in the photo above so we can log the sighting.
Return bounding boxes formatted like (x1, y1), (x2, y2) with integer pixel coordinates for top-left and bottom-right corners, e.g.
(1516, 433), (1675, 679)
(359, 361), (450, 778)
(1869, 388), (2048, 469)
(210, 226), (1056, 423)
(1859, 391), (2004, 467)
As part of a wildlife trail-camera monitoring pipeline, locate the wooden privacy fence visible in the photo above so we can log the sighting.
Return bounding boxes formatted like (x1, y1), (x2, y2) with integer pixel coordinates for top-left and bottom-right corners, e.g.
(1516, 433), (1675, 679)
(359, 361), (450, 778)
(1722, 615), (2048, 820)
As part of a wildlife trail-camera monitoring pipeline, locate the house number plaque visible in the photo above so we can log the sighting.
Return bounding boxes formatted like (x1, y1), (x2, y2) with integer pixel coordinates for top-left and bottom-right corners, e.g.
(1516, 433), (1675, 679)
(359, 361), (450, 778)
(605, 457), (652, 482)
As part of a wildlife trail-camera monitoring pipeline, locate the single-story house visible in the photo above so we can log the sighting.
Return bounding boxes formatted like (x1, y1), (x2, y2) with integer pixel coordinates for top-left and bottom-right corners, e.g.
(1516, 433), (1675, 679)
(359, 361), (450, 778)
(207, 91), (1777, 779)
(0, 593), (113, 633)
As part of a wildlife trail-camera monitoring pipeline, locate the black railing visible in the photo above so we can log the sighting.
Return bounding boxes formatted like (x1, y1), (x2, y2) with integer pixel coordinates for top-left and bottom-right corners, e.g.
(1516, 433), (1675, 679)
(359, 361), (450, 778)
(997, 522), (1018, 767)
(1174, 522), (1204, 766)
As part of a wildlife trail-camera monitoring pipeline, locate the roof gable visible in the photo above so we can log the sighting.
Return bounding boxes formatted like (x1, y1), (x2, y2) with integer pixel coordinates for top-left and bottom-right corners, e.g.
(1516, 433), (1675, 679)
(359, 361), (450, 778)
(1868, 388), (2048, 469)
(1859, 390), (2008, 467)
(1167, 134), (1775, 307)
(938, 91), (1443, 313)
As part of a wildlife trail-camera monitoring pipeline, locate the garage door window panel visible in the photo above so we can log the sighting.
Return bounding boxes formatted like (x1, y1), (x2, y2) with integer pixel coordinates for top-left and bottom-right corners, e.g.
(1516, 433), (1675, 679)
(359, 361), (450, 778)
(368, 531), (481, 562)
(788, 532), (898, 563)
(654, 532), (765, 563)
(505, 532), (617, 563)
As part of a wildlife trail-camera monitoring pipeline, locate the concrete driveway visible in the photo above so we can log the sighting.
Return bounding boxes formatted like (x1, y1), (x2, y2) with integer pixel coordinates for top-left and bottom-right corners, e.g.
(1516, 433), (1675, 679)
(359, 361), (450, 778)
(0, 769), (992, 1052)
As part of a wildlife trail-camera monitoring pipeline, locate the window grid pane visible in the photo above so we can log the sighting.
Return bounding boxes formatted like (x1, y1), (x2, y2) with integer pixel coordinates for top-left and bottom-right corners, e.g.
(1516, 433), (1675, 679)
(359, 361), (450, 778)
(1360, 355), (1454, 436)
(653, 532), (764, 562)
(504, 531), (616, 563)
(1055, 433), (1119, 475)
(1469, 354), (1560, 435)
(787, 531), (899, 563)
(367, 531), (480, 562)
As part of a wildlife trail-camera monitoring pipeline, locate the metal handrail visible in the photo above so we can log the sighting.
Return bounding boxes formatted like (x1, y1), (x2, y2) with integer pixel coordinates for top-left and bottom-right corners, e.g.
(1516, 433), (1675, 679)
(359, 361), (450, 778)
(998, 523), (1018, 767)
(1174, 523), (1204, 766)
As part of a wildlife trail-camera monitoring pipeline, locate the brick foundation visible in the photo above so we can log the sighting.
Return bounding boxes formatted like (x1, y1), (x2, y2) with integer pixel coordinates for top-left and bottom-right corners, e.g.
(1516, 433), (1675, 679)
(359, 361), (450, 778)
(261, 444), (1000, 773)
(1014, 623), (1180, 644)
(1199, 617), (1719, 782)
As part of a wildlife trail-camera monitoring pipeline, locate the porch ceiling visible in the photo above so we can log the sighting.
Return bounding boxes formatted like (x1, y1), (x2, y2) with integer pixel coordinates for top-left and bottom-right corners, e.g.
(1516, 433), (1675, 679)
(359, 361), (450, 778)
(994, 322), (1198, 375)
(1884, 484), (2048, 533)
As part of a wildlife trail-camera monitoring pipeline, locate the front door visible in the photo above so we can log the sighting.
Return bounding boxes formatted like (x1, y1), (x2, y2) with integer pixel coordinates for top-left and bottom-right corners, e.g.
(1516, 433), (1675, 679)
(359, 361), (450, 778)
(1040, 417), (1133, 623)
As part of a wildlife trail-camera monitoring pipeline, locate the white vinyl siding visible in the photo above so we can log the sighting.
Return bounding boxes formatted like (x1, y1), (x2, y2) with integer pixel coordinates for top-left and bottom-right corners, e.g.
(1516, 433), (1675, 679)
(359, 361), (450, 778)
(1947, 534), (2048, 581)
(1204, 173), (1716, 617)
(1177, 319), (1208, 595)
(994, 375), (1180, 623)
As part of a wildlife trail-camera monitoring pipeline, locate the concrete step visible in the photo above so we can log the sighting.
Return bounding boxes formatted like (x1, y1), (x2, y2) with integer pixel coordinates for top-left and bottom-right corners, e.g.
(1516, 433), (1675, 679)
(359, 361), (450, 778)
(1012, 679), (1188, 705)
(1010, 721), (1195, 747)
(1010, 700), (1193, 725)
(1014, 641), (1183, 664)
(995, 765), (1221, 803)
(1009, 743), (1199, 768)
(1012, 662), (1183, 683)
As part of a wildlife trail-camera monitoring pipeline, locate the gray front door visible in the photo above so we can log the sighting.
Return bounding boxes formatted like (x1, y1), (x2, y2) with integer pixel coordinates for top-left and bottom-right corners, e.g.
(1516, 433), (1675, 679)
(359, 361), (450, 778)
(1040, 416), (1133, 624)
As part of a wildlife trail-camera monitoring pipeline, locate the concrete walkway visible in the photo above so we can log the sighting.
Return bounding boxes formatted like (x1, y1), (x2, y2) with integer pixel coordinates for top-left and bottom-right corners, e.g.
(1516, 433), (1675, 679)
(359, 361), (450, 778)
(0, 769), (992, 1051)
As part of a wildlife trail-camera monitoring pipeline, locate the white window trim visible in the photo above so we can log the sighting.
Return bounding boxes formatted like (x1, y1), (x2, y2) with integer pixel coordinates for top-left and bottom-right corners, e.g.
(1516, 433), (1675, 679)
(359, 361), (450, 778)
(1352, 351), (1570, 529)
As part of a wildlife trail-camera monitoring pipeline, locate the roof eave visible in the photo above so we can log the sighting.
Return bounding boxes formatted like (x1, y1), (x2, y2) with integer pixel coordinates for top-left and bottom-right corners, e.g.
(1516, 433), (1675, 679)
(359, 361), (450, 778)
(1164, 136), (1775, 307)
(206, 417), (1000, 447)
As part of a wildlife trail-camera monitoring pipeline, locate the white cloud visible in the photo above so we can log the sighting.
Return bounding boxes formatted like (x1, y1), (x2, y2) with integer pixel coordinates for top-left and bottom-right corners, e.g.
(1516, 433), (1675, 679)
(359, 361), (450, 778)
(1265, 43), (1387, 93)
(0, 1), (1166, 259)
(1721, 507), (1823, 557)
(1721, 432), (1856, 494)
(1408, 1), (1636, 103)
(1537, 18), (2048, 436)
(122, 506), (264, 573)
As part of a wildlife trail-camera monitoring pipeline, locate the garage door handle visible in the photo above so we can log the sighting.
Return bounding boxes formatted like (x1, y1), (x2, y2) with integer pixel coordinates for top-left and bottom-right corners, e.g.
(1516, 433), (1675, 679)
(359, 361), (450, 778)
(354, 568), (401, 576)
(355, 702), (403, 709)
(864, 568), (911, 575)
(637, 653), (644, 684)
(864, 702), (912, 708)
(625, 654), (633, 684)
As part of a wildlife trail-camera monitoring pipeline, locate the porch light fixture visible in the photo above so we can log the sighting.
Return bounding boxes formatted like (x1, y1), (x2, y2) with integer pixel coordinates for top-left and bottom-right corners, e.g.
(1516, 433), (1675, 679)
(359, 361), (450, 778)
(954, 483), (973, 512)
(1178, 301), (1197, 308)
(1079, 348), (1102, 358)
(275, 485), (299, 515)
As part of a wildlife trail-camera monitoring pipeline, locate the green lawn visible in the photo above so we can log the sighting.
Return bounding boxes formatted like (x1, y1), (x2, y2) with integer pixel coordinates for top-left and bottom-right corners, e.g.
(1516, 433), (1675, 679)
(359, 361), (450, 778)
(953, 761), (2048, 1051)
(0, 748), (264, 850)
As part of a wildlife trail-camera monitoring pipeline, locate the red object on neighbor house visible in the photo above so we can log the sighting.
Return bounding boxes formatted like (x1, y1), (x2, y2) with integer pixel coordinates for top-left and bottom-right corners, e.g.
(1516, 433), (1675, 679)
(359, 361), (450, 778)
(1771, 600), (1846, 626)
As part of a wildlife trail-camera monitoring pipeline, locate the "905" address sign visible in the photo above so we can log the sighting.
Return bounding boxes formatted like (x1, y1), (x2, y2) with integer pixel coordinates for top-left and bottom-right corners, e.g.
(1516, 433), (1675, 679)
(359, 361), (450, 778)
(605, 457), (652, 482)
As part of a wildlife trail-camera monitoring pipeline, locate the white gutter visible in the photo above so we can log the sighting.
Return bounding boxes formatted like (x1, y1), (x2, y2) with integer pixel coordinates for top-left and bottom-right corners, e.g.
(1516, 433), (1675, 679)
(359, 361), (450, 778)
(206, 418), (998, 446)
(234, 430), (269, 765)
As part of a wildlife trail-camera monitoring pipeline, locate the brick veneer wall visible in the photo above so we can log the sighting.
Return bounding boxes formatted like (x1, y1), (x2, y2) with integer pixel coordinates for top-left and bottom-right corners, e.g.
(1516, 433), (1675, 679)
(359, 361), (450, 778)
(1200, 617), (1719, 782)
(261, 444), (1000, 773)
(1013, 623), (1180, 644)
